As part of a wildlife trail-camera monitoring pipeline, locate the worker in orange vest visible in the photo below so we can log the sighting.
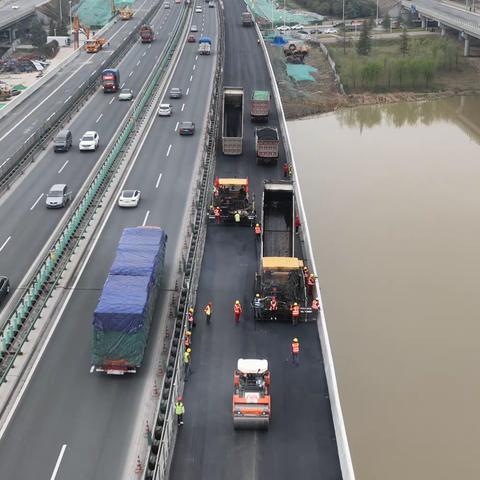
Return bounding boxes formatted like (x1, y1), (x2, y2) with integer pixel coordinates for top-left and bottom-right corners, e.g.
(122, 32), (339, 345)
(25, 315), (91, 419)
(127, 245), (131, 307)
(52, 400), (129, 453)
(291, 302), (300, 325)
(295, 214), (301, 234)
(204, 302), (212, 325)
(214, 206), (221, 225)
(234, 300), (242, 324)
(311, 298), (320, 318)
(269, 296), (278, 321)
(187, 307), (195, 329)
(255, 223), (261, 240)
(184, 330), (192, 349)
(291, 337), (300, 365)
(307, 273), (316, 297)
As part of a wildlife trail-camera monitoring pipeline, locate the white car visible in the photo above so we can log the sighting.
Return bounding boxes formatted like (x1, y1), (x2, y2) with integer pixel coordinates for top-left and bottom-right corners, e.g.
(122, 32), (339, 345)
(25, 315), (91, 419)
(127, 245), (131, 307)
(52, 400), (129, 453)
(79, 131), (99, 151)
(276, 25), (291, 32)
(195, 6), (202, 12)
(118, 189), (141, 207)
(323, 28), (338, 34)
(291, 24), (304, 30)
(158, 103), (172, 116)
(191, 24), (198, 32)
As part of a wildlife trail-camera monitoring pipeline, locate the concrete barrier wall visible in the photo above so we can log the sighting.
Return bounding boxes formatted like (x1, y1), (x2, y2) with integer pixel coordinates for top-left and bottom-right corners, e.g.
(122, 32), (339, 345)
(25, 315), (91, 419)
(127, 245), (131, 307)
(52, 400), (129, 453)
(255, 22), (356, 480)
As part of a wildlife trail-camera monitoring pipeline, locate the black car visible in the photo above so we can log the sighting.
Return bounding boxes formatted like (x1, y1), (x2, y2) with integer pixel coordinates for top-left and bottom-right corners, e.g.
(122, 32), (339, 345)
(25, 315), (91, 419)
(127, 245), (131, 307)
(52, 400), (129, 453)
(179, 121), (195, 135)
(0, 276), (10, 305)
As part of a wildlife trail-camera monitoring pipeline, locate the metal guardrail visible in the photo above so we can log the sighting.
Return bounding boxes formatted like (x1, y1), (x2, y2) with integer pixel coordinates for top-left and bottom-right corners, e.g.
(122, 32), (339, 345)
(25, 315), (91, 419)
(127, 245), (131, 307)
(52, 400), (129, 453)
(144, 3), (224, 480)
(0, 2), (190, 389)
(0, 0), (166, 194)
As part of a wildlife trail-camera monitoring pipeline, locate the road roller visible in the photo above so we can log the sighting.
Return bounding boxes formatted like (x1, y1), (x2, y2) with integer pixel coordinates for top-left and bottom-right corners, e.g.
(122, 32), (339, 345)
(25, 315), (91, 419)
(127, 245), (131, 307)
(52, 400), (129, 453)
(232, 359), (271, 430)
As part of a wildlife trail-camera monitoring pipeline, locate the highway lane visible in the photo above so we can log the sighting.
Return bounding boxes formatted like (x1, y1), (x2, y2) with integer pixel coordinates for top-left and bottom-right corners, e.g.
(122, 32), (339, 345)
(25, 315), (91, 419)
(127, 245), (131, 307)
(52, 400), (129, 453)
(0, 0), (159, 163)
(169, 0), (342, 478)
(0, 3), (181, 299)
(0, 4), (218, 479)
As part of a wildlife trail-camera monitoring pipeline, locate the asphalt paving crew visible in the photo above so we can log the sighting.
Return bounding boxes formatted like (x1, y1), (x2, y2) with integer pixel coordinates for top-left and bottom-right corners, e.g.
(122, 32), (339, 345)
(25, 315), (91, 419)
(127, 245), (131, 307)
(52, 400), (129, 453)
(291, 338), (300, 366)
(291, 302), (300, 325)
(187, 307), (196, 329)
(204, 302), (213, 325)
(214, 206), (221, 224)
(176, 397), (185, 425)
(255, 223), (261, 240)
(184, 348), (191, 379)
(269, 295), (278, 320)
(253, 293), (262, 320)
(307, 273), (316, 297)
(184, 330), (192, 349)
(234, 210), (241, 224)
(234, 300), (243, 324)
(311, 298), (320, 318)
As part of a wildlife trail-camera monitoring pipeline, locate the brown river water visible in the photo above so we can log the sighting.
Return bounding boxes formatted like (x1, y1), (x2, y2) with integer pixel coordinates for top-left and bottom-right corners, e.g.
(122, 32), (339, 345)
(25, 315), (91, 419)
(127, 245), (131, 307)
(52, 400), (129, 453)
(288, 96), (480, 480)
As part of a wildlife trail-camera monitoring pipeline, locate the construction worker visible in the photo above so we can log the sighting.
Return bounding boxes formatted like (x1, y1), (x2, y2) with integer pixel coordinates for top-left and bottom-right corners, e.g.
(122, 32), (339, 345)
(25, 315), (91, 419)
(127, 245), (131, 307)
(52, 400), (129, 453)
(253, 293), (262, 320)
(176, 397), (185, 425)
(295, 214), (301, 234)
(234, 210), (241, 224)
(184, 348), (191, 379)
(311, 298), (320, 318)
(187, 307), (195, 329)
(283, 162), (289, 178)
(255, 223), (261, 240)
(307, 273), (316, 297)
(291, 302), (300, 325)
(234, 300), (242, 324)
(184, 330), (192, 349)
(303, 266), (310, 283)
(214, 206), (221, 224)
(291, 338), (300, 366)
(257, 38), (260, 45)
(269, 295), (278, 321)
(204, 302), (212, 325)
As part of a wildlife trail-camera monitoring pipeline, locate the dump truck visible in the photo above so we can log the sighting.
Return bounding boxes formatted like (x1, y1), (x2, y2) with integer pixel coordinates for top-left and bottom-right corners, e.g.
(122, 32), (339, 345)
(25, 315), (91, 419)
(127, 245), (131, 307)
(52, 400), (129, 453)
(222, 87), (244, 155)
(233, 359), (271, 430)
(255, 127), (279, 165)
(241, 11), (253, 26)
(85, 37), (108, 53)
(140, 24), (154, 43)
(208, 177), (255, 225)
(254, 181), (308, 322)
(118, 6), (134, 19)
(101, 68), (120, 92)
(92, 227), (167, 374)
(250, 90), (270, 122)
(198, 36), (211, 55)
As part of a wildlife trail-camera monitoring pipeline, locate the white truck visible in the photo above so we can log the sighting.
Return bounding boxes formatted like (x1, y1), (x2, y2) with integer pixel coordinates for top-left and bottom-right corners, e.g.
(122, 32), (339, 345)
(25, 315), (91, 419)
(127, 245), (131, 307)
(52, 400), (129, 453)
(198, 36), (212, 55)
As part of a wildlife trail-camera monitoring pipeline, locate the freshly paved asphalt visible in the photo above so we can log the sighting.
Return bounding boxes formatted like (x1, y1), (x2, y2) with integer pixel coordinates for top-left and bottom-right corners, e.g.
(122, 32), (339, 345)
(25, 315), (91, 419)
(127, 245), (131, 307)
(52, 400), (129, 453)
(169, 0), (342, 479)
(0, 3), (218, 480)
(0, 1), (181, 306)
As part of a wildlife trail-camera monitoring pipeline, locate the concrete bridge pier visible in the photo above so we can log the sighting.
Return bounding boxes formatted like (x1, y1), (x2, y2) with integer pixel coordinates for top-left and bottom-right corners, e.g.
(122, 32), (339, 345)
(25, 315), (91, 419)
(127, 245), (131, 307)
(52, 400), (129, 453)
(438, 22), (446, 36)
(464, 33), (470, 56)
(420, 15), (426, 29)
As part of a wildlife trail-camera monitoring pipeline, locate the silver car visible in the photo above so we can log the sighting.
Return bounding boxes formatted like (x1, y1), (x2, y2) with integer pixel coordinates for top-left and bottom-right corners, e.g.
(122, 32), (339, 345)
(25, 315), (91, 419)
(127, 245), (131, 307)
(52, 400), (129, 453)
(118, 88), (133, 101)
(169, 87), (183, 99)
(46, 184), (71, 208)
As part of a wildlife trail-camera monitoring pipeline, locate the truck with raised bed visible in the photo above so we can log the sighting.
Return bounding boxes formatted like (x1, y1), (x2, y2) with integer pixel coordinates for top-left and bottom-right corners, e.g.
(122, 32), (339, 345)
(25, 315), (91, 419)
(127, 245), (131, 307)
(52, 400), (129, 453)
(222, 87), (244, 155)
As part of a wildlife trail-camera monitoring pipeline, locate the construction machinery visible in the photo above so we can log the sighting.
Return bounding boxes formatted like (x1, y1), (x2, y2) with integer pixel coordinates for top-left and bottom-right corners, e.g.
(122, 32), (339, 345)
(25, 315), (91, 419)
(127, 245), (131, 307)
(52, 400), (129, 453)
(102, 68), (120, 92)
(241, 11), (253, 26)
(233, 359), (271, 430)
(0, 83), (12, 100)
(208, 177), (255, 225)
(250, 90), (270, 122)
(85, 37), (108, 53)
(222, 87), (244, 155)
(255, 127), (279, 165)
(283, 41), (309, 64)
(140, 24), (155, 43)
(118, 6), (134, 19)
(254, 181), (308, 322)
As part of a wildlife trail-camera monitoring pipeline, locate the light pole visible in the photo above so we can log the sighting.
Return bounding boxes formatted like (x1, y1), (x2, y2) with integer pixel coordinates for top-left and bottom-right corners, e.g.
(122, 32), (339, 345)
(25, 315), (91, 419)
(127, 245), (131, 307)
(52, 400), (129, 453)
(376, 0), (379, 25)
(59, 0), (63, 24)
(343, 0), (346, 54)
(271, 0), (274, 31)
(69, 0), (72, 38)
(283, 0), (286, 31)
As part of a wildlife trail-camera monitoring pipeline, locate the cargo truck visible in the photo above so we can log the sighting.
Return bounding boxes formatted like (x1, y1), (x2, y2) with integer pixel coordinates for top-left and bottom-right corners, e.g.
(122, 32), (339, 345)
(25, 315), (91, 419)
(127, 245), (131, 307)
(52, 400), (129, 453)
(92, 227), (167, 374)
(101, 68), (120, 93)
(254, 181), (308, 322)
(241, 11), (253, 26)
(250, 90), (270, 122)
(198, 36), (212, 55)
(140, 24), (154, 43)
(222, 87), (244, 155)
(255, 127), (279, 165)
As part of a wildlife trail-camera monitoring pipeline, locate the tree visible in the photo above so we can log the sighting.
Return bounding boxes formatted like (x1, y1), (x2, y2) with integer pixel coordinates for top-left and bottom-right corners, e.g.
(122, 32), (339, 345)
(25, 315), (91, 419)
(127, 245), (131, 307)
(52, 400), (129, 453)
(357, 20), (372, 56)
(381, 14), (391, 31)
(421, 58), (436, 87)
(399, 27), (409, 56)
(360, 60), (382, 87)
(31, 18), (47, 49)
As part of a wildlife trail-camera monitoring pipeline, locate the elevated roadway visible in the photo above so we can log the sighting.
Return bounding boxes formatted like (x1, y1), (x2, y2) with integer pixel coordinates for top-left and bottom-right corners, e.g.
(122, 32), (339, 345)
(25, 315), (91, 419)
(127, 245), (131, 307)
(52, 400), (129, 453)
(0, 3), (218, 479)
(0, 0), (50, 31)
(169, 0), (342, 478)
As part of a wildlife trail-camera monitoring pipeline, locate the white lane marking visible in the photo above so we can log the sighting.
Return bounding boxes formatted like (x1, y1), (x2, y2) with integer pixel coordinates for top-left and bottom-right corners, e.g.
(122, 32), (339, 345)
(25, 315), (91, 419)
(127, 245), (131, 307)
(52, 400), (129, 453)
(142, 51), (146, 56)
(0, 158), (10, 169)
(193, 64), (196, 71)
(175, 121), (179, 132)
(30, 193), (44, 210)
(58, 160), (69, 174)
(148, 44), (152, 49)
(142, 210), (150, 226)
(195, 55), (198, 60)
(136, 60), (141, 66)
(181, 103), (185, 112)
(0, 236), (11, 252)
(96, 113), (103, 123)
(101, 59), (106, 65)
(121, 82), (125, 89)
(46, 112), (56, 122)
(155, 173), (162, 189)
(109, 97), (115, 105)
(90, 71), (96, 76)
(129, 71), (133, 77)
(63, 96), (71, 104)
(50, 444), (67, 480)
(78, 81), (85, 89)
(166, 144), (172, 156)
(24, 134), (34, 144)
(186, 87), (190, 95)
(90, 365), (95, 373)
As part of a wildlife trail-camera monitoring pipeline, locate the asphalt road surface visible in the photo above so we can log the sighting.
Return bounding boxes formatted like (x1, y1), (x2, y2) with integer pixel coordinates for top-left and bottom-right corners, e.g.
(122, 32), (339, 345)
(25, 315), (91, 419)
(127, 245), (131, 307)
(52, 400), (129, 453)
(169, 0), (342, 479)
(0, 1), (182, 309)
(0, 3), (218, 480)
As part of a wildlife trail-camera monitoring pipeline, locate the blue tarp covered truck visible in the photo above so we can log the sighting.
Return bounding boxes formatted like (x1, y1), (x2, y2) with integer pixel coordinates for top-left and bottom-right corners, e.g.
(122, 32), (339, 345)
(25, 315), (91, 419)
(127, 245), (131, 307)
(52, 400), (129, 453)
(91, 226), (167, 374)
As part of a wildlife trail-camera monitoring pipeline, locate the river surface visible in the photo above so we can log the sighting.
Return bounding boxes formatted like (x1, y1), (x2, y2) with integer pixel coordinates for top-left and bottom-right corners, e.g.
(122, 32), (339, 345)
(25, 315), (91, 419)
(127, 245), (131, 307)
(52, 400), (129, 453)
(288, 96), (480, 480)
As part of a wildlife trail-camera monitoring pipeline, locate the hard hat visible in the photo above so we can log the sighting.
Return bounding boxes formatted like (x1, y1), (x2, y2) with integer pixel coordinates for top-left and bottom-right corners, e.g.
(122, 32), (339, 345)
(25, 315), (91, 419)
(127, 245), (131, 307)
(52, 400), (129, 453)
(293, 338), (298, 342)
(256, 293), (260, 298)
(303, 266), (308, 271)
(189, 307), (194, 312)
(186, 331), (191, 336)
(309, 273), (314, 277)
(187, 348), (191, 353)
(293, 302), (298, 306)
(256, 223), (259, 227)
(235, 300), (240, 304)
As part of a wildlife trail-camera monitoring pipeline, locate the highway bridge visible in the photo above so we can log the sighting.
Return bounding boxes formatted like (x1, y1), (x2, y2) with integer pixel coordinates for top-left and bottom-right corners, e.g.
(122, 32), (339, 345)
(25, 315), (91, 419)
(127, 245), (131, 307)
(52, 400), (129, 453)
(402, 0), (480, 55)
(0, 0), (354, 478)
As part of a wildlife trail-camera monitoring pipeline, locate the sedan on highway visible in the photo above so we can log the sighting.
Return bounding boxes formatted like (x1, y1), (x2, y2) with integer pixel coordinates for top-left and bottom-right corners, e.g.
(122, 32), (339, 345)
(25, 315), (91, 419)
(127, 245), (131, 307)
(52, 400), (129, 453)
(169, 87), (183, 99)
(187, 34), (196, 43)
(0, 276), (10, 305)
(118, 88), (133, 101)
(79, 131), (99, 151)
(118, 189), (141, 207)
(158, 104), (172, 116)
(179, 121), (195, 135)
(195, 6), (202, 12)
(191, 24), (198, 32)
(45, 183), (71, 208)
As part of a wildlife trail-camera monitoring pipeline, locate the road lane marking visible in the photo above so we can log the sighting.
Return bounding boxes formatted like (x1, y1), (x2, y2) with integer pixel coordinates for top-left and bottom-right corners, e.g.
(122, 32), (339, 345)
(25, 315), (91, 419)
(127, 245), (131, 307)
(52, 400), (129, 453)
(30, 193), (44, 210)
(142, 51), (146, 56)
(0, 158), (10, 169)
(50, 444), (67, 480)
(166, 144), (172, 156)
(129, 71), (133, 77)
(109, 97), (115, 105)
(148, 44), (152, 48)
(90, 365), (95, 373)
(186, 87), (190, 95)
(136, 60), (141, 66)
(46, 112), (56, 122)
(24, 134), (34, 144)
(175, 121), (179, 132)
(58, 160), (69, 174)
(155, 172), (163, 189)
(195, 55), (198, 60)
(101, 59), (106, 65)
(78, 81), (85, 89)
(90, 71), (96, 76)
(121, 82), (125, 88)
(181, 103), (185, 111)
(96, 113), (103, 123)
(142, 210), (150, 226)
(193, 64), (196, 71)
(63, 95), (71, 103)
(0, 236), (11, 253)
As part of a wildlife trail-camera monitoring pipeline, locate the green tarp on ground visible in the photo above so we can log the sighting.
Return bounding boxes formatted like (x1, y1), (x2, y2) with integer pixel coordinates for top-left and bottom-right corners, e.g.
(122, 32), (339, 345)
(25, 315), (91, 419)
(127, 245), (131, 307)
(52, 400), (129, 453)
(78, 0), (134, 27)
(245, 0), (323, 26)
(12, 84), (27, 90)
(286, 64), (317, 81)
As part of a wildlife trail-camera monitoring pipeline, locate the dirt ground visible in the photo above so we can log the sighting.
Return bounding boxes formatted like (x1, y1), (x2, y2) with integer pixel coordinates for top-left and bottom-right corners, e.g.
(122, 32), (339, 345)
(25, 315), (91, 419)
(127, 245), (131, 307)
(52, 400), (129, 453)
(269, 36), (480, 119)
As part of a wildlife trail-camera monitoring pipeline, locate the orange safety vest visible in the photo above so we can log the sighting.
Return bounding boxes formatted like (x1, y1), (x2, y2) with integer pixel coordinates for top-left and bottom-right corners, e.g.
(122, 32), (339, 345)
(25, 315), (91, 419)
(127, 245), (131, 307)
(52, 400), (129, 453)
(269, 300), (278, 311)
(291, 305), (300, 317)
(292, 342), (300, 353)
(255, 225), (261, 235)
(214, 207), (220, 217)
(234, 304), (242, 315)
(312, 299), (319, 311)
(308, 276), (315, 287)
(204, 305), (211, 315)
